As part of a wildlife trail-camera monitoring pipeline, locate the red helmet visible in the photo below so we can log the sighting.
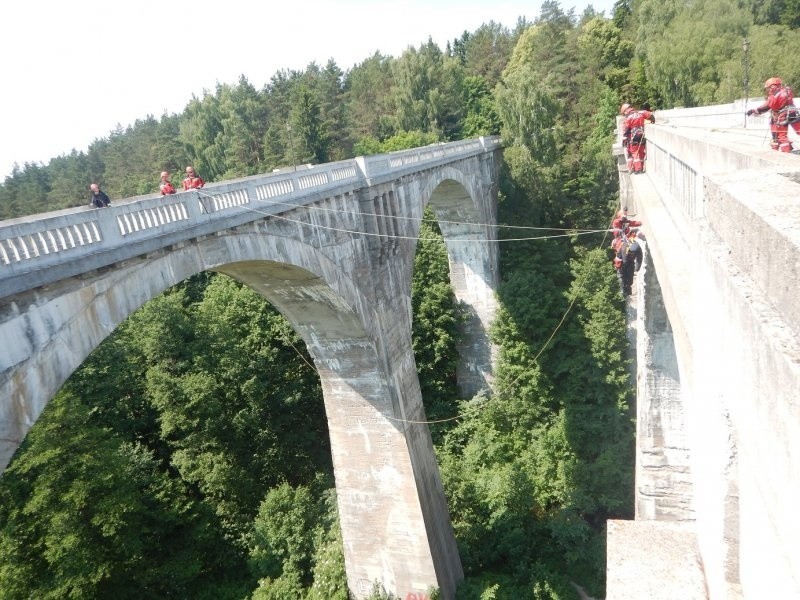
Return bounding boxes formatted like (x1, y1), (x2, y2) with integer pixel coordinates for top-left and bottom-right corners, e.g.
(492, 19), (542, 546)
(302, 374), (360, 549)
(764, 77), (782, 90)
(620, 103), (632, 115)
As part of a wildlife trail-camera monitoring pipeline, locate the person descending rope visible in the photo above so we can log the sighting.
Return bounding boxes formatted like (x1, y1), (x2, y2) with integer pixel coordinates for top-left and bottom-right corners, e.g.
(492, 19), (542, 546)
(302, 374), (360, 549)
(747, 77), (800, 153)
(612, 230), (643, 297)
(621, 103), (655, 173)
(611, 208), (642, 239)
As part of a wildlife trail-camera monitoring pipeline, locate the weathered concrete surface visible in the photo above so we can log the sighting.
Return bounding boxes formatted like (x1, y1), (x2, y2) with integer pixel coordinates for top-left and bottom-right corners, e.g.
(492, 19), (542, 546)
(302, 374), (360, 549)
(635, 242), (694, 522)
(0, 139), (503, 600)
(606, 520), (707, 600)
(612, 105), (800, 599)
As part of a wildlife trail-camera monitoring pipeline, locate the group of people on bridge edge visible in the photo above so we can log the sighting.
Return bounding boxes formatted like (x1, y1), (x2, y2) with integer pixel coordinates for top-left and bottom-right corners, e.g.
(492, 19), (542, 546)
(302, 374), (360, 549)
(612, 76), (797, 297)
(618, 75), (798, 177)
(610, 208), (644, 298)
(89, 166), (205, 208)
(746, 77), (800, 153)
(160, 166), (205, 195)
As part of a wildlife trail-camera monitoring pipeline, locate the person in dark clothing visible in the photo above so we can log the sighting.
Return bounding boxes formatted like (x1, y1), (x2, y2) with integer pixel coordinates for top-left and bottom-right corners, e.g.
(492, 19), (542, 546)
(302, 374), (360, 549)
(614, 234), (643, 296)
(89, 183), (110, 208)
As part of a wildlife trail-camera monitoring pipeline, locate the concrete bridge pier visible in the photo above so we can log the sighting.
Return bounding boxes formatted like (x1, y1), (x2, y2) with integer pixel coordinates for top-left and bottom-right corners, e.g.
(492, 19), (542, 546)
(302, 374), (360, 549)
(219, 254), (463, 600)
(424, 166), (500, 398)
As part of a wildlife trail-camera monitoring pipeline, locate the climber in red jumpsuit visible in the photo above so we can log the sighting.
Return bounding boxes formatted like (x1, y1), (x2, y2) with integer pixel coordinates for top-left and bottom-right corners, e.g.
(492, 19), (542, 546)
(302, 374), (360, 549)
(611, 209), (642, 239)
(621, 104), (655, 173)
(747, 77), (800, 153)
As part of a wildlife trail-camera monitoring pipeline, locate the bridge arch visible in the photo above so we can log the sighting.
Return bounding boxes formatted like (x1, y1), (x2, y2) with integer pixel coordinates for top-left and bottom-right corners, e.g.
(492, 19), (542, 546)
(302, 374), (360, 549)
(2, 229), (461, 598)
(417, 166), (499, 395)
(0, 138), (503, 599)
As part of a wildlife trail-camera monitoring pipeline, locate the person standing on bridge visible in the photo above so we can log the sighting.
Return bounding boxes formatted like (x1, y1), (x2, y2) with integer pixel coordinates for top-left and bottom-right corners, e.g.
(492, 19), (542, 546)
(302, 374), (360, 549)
(88, 183), (110, 208)
(183, 166), (205, 190)
(746, 77), (800, 153)
(159, 171), (177, 195)
(621, 103), (655, 174)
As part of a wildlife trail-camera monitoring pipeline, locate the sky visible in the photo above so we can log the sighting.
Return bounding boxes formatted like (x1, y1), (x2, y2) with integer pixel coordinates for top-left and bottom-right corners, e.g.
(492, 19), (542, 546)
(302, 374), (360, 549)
(0, 0), (615, 180)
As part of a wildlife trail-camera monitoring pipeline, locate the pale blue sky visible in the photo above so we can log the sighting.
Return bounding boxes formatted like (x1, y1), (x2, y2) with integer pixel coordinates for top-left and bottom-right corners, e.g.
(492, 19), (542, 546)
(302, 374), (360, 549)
(0, 0), (615, 180)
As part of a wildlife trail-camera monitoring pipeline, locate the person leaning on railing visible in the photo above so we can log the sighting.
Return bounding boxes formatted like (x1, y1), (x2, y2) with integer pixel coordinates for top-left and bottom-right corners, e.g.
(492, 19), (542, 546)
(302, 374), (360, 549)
(182, 166), (205, 190)
(88, 183), (111, 208)
(159, 171), (177, 195)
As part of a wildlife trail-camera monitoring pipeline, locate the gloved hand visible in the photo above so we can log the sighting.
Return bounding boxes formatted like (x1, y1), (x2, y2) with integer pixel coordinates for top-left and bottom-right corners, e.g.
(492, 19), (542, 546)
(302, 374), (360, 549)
(746, 109), (756, 116)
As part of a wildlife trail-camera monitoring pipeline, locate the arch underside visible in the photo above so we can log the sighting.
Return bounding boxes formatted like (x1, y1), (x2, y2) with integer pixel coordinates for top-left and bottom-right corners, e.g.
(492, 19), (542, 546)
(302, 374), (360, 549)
(0, 229), (459, 598)
(422, 172), (499, 397)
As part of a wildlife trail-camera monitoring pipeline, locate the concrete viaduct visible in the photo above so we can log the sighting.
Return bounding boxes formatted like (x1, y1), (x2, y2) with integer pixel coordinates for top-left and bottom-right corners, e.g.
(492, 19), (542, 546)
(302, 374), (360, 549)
(0, 137), (502, 600)
(3, 103), (799, 600)
(608, 100), (800, 599)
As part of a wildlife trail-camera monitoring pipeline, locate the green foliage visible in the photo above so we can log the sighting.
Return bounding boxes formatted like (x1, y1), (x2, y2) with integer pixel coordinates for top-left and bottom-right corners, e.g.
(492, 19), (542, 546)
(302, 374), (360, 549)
(133, 276), (330, 544)
(392, 40), (467, 140)
(305, 514), (349, 600)
(1, 272), (338, 598)
(250, 482), (320, 583)
(436, 14), (635, 594)
(411, 209), (463, 435)
(217, 76), (270, 178)
(459, 22), (516, 89)
(346, 52), (398, 142)
(639, 0), (751, 106)
(354, 130), (440, 155)
(0, 393), (243, 600)
(352, 136), (386, 156)
(290, 83), (331, 164)
(438, 241), (632, 595)
(745, 24), (800, 94)
(250, 481), (347, 599)
(755, 0), (800, 27)
(365, 582), (399, 599)
(462, 76), (501, 137)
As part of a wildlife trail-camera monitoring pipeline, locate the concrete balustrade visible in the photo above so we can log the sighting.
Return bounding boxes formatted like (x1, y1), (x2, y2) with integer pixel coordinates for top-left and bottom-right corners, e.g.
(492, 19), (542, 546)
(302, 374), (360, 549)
(0, 138), (500, 301)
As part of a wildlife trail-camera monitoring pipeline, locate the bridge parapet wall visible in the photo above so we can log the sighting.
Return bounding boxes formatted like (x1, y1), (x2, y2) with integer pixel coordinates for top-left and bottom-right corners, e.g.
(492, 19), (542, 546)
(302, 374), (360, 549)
(616, 108), (800, 599)
(645, 115), (800, 337)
